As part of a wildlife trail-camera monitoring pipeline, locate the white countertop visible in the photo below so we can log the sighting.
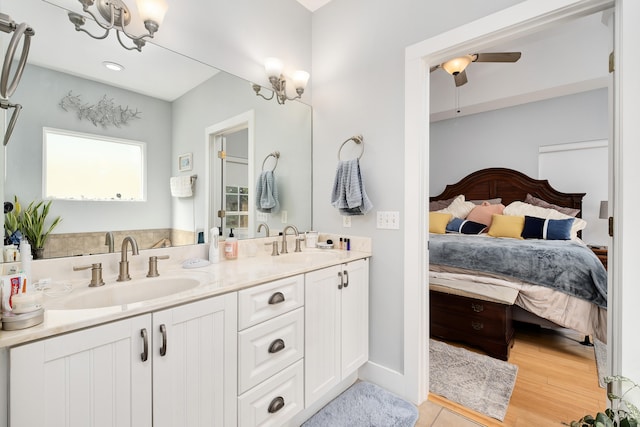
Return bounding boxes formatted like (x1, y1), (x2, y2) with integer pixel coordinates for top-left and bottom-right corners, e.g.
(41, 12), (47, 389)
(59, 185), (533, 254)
(0, 246), (370, 348)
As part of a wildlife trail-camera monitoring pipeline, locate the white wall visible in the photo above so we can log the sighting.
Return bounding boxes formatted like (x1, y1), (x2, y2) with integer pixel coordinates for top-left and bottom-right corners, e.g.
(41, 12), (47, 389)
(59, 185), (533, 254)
(311, 0), (524, 375)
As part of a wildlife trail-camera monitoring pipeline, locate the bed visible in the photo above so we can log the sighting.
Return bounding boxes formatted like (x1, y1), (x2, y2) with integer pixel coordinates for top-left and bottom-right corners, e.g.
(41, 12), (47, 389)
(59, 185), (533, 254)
(428, 167), (607, 360)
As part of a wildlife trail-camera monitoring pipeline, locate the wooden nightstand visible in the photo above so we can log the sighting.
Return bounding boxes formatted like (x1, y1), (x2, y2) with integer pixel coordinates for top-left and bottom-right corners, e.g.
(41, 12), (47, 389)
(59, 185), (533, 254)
(589, 246), (608, 270)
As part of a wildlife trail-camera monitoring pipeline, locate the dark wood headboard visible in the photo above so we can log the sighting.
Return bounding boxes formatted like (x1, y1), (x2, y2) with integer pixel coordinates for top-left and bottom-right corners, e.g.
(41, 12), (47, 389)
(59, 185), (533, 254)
(430, 167), (585, 217)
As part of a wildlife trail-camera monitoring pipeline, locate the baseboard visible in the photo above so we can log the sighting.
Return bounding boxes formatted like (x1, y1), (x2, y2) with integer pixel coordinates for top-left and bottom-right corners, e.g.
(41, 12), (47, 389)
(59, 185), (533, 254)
(358, 360), (409, 401)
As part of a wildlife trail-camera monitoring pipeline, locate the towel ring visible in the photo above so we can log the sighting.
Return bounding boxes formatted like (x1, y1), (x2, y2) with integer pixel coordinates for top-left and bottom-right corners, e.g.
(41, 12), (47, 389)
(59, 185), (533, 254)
(1, 20), (34, 99)
(338, 135), (364, 160)
(262, 151), (280, 172)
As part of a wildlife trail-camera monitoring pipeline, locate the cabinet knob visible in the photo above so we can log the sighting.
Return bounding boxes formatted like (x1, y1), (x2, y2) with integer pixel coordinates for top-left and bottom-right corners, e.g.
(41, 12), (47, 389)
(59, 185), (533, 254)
(268, 292), (285, 305)
(268, 396), (285, 414)
(268, 338), (286, 354)
(471, 321), (484, 331)
(471, 303), (484, 313)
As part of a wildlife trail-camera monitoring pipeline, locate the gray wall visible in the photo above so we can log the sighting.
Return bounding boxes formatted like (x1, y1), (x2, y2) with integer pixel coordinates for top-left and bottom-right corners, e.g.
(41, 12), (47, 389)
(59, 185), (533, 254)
(311, 0), (525, 374)
(430, 89), (609, 194)
(7, 64), (172, 233)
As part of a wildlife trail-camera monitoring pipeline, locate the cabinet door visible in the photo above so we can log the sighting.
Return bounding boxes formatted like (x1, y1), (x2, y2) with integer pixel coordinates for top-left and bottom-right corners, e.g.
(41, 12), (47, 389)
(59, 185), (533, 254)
(304, 264), (341, 407)
(341, 258), (369, 376)
(153, 292), (238, 427)
(10, 315), (152, 427)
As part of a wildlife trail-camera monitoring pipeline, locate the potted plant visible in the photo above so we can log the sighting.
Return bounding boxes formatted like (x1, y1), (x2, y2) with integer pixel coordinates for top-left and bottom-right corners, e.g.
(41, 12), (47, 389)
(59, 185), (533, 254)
(568, 376), (639, 427)
(9, 198), (62, 259)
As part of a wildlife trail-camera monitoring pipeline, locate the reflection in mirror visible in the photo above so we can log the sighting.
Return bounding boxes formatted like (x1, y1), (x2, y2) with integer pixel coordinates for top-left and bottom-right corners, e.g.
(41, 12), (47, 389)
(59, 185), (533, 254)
(1, 0), (312, 261)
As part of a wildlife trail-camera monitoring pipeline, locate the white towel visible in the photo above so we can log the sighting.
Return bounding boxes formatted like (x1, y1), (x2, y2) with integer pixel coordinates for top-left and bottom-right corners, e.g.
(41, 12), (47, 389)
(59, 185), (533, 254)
(255, 171), (280, 213)
(170, 176), (193, 197)
(331, 158), (373, 215)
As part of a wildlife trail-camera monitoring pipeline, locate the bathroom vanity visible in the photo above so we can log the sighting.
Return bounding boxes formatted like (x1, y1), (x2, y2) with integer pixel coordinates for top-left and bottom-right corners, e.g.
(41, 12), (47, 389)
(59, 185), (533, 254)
(0, 239), (370, 427)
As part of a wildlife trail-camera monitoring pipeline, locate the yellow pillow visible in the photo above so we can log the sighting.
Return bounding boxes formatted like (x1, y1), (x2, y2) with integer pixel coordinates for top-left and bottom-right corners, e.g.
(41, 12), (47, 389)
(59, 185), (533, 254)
(429, 212), (452, 234)
(488, 214), (525, 239)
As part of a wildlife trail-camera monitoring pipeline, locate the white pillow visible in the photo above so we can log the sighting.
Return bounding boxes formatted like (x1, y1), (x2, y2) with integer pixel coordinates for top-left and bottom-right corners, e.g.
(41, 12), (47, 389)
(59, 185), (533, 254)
(437, 195), (476, 219)
(503, 201), (587, 239)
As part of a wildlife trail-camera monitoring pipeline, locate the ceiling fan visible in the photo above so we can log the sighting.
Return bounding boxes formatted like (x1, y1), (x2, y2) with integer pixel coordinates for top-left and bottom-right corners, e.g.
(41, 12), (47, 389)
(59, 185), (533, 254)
(430, 52), (521, 87)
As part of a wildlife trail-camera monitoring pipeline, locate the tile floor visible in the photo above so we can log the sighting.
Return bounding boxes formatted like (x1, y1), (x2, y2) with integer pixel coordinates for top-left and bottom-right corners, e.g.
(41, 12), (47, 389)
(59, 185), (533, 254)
(416, 400), (484, 427)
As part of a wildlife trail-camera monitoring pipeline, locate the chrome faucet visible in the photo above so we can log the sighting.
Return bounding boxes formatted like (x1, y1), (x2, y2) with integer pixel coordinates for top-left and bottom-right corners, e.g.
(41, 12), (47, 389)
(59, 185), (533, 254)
(257, 222), (270, 237)
(105, 231), (115, 253)
(117, 236), (139, 281)
(281, 225), (301, 254)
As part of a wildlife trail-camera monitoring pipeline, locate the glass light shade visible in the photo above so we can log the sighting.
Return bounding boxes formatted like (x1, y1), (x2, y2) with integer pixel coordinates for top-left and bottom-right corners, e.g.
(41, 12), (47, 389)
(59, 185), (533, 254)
(292, 70), (310, 90)
(136, 0), (168, 24)
(264, 57), (284, 79)
(441, 55), (473, 75)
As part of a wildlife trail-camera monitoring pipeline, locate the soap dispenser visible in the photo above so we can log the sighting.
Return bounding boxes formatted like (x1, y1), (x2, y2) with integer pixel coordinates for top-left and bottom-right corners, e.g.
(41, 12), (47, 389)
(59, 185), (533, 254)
(209, 227), (220, 263)
(224, 228), (238, 260)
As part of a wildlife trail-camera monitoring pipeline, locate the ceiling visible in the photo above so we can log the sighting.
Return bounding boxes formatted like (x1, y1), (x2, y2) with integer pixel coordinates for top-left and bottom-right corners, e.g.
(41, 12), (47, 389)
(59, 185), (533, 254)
(296, 0), (332, 12)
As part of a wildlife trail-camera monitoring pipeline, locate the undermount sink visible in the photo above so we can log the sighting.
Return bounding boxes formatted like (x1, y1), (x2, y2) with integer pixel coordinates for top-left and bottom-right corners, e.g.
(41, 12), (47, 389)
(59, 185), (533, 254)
(46, 276), (202, 310)
(273, 250), (342, 264)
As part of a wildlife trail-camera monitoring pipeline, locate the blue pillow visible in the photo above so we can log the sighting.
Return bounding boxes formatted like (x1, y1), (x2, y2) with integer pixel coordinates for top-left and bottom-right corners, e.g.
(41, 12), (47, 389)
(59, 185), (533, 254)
(446, 217), (487, 235)
(521, 216), (574, 240)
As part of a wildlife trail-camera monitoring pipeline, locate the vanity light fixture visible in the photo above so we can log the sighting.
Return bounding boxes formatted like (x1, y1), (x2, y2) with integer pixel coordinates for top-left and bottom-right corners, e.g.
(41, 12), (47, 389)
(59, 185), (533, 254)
(67, 0), (168, 52)
(252, 57), (310, 105)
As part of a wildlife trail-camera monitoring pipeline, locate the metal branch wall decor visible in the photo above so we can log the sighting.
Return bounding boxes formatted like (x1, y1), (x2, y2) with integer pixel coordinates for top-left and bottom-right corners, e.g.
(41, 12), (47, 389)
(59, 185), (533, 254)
(59, 91), (142, 128)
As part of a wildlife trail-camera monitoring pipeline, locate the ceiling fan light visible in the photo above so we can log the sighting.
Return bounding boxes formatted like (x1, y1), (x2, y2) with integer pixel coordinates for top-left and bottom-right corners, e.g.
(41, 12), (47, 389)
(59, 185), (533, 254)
(441, 55), (473, 75)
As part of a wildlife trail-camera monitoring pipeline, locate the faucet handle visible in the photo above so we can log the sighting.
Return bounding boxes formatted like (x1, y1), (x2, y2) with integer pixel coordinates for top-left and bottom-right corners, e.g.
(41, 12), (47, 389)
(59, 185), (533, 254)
(264, 241), (279, 256)
(73, 263), (105, 287)
(294, 236), (304, 253)
(147, 255), (170, 277)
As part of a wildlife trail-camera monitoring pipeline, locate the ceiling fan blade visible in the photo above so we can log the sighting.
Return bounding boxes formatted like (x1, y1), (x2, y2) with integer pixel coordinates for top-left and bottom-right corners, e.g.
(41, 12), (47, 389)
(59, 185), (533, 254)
(474, 52), (521, 63)
(430, 65), (440, 73)
(454, 70), (467, 87)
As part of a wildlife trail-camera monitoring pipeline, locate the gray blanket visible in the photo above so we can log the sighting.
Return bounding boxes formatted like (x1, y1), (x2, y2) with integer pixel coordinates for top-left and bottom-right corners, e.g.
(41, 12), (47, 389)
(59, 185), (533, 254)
(429, 234), (607, 308)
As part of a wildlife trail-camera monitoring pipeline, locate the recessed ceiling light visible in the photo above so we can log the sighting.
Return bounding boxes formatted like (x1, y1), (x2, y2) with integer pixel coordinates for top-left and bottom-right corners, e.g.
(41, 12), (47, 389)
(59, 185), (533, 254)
(102, 61), (124, 72)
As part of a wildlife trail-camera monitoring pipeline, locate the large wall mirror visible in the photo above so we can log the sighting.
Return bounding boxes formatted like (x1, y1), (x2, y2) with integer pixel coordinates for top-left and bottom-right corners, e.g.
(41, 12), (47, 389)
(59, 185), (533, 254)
(1, 0), (312, 260)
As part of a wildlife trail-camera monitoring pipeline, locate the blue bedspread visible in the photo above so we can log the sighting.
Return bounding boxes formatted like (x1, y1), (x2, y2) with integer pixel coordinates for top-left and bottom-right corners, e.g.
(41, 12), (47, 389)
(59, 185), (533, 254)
(429, 234), (607, 308)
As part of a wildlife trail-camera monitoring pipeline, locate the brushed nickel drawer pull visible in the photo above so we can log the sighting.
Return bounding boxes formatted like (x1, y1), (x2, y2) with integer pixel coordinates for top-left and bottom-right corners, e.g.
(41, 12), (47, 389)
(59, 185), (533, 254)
(268, 292), (285, 305)
(159, 324), (167, 356)
(343, 270), (349, 288)
(268, 338), (286, 354)
(471, 321), (484, 330)
(268, 396), (285, 413)
(140, 328), (149, 362)
(338, 271), (343, 289)
(471, 303), (484, 313)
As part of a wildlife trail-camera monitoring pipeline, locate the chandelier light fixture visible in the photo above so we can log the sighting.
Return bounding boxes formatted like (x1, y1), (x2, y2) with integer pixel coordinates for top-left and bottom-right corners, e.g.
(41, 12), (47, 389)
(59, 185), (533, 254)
(252, 57), (310, 105)
(67, 0), (168, 52)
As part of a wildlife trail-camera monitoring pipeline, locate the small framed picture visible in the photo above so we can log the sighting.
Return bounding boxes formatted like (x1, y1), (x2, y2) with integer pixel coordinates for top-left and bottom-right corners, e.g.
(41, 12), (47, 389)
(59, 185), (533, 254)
(178, 153), (192, 171)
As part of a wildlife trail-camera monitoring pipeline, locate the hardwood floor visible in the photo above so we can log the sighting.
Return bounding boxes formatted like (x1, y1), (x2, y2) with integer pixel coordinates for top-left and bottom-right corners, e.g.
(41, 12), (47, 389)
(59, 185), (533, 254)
(419, 323), (607, 426)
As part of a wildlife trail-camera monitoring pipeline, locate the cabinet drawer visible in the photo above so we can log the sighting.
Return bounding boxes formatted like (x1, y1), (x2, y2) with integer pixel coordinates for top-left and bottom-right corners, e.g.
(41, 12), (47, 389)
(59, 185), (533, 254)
(238, 360), (304, 427)
(431, 305), (512, 341)
(430, 290), (508, 319)
(238, 308), (304, 394)
(238, 275), (304, 330)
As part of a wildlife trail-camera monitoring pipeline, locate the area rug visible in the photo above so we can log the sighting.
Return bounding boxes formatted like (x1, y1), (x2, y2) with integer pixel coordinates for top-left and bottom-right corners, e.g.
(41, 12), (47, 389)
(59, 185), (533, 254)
(302, 381), (418, 427)
(429, 339), (518, 421)
(594, 338), (607, 388)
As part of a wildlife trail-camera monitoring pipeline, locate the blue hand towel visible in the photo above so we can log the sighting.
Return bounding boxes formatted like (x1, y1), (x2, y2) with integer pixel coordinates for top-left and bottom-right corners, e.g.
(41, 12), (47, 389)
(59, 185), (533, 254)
(331, 158), (373, 215)
(256, 170), (280, 213)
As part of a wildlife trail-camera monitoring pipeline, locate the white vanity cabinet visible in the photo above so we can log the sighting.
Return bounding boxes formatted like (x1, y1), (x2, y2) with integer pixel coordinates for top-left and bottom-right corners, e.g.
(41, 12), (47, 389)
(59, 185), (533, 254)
(9, 292), (237, 427)
(304, 258), (369, 407)
(237, 274), (305, 427)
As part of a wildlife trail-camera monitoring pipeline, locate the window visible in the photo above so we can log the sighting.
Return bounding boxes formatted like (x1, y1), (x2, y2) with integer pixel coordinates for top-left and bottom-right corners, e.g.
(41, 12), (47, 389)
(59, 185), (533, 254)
(44, 127), (146, 201)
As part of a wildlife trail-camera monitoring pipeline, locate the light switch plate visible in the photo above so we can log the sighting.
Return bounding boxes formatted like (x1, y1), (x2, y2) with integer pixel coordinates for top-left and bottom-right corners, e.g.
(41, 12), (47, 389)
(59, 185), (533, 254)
(376, 211), (400, 229)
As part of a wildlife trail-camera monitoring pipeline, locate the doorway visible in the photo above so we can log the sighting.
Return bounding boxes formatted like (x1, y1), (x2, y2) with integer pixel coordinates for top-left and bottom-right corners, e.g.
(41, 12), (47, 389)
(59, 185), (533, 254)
(403, 0), (617, 405)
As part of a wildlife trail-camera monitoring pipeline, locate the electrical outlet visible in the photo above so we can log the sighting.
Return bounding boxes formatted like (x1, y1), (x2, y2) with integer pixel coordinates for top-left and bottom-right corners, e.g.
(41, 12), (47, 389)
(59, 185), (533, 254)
(281, 210), (287, 223)
(343, 215), (351, 227)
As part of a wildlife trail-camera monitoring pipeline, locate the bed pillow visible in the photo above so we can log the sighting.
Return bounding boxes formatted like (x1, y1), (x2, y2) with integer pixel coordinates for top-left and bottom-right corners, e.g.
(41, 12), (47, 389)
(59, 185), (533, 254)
(470, 198), (502, 205)
(429, 196), (457, 211)
(429, 212), (452, 234)
(521, 215), (575, 240)
(445, 217), (487, 235)
(436, 195), (476, 219)
(525, 194), (580, 217)
(465, 201), (506, 227)
(487, 214), (525, 239)
(503, 201), (587, 239)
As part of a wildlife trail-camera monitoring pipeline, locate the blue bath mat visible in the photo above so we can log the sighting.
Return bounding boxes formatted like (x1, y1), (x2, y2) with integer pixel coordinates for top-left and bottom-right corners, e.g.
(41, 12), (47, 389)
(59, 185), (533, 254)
(302, 381), (419, 427)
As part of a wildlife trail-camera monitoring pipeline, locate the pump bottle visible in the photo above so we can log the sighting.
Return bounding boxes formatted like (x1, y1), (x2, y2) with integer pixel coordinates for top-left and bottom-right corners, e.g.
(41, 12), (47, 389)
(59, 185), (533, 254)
(224, 229), (238, 260)
(209, 227), (220, 263)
